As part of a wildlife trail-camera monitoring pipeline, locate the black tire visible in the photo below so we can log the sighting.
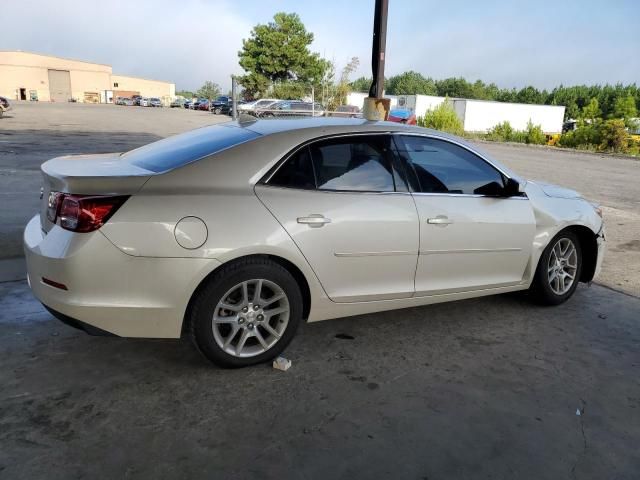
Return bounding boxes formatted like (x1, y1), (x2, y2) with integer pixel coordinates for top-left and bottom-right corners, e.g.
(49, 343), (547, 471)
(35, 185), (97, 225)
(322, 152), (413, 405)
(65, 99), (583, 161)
(214, 107), (221, 115)
(188, 258), (303, 368)
(530, 230), (582, 305)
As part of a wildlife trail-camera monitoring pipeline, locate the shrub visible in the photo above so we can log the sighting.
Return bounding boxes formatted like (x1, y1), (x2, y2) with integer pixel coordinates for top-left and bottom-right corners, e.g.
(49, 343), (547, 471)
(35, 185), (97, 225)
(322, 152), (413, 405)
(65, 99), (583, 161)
(486, 120), (545, 144)
(417, 101), (464, 135)
(599, 119), (630, 153)
(558, 120), (632, 153)
(524, 120), (547, 145)
(486, 121), (514, 142)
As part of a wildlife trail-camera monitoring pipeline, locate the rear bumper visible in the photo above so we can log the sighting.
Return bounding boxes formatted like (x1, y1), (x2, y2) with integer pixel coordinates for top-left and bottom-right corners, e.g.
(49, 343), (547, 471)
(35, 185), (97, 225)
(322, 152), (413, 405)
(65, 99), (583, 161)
(24, 215), (220, 338)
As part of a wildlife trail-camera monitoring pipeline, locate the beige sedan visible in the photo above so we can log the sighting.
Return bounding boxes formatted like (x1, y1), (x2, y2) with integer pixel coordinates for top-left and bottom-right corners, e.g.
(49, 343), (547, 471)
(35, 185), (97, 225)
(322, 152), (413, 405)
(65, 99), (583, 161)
(24, 118), (605, 367)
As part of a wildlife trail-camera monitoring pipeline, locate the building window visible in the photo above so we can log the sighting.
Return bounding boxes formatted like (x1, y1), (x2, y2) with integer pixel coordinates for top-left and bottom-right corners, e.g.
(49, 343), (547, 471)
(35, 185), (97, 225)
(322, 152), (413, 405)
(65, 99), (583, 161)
(113, 82), (119, 88)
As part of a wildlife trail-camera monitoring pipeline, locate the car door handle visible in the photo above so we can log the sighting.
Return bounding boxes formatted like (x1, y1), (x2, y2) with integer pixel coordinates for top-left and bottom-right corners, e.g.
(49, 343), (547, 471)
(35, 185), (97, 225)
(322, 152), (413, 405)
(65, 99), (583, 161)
(297, 215), (331, 228)
(427, 216), (453, 226)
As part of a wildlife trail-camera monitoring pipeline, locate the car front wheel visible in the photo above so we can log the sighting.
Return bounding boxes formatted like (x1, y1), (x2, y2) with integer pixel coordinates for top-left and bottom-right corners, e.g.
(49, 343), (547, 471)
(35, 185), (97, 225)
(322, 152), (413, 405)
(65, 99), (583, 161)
(530, 230), (582, 305)
(188, 258), (303, 368)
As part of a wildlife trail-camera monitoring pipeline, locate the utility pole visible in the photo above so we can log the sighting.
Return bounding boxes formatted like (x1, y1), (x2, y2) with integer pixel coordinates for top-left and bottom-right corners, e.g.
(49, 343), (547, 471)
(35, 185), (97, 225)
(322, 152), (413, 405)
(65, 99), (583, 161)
(231, 75), (238, 120)
(363, 0), (390, 120)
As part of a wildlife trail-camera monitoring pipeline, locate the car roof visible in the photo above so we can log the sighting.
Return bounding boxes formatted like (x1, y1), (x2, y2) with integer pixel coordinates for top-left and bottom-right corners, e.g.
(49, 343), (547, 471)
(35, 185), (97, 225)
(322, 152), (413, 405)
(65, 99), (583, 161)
(239, 117), (431, 136)
(234, 118), (519, 180)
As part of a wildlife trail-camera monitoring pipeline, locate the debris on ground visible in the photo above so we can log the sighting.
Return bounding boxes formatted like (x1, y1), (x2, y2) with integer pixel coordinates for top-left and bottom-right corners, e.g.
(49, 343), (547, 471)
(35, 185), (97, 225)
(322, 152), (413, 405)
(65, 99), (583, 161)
(335, 333), (355, 340)
(273, 356), (292, 371)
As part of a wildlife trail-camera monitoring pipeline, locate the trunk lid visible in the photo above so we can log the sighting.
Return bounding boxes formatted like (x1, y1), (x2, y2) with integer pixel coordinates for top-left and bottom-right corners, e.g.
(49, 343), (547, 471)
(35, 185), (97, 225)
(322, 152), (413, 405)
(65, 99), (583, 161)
(40, 153), (154, 232)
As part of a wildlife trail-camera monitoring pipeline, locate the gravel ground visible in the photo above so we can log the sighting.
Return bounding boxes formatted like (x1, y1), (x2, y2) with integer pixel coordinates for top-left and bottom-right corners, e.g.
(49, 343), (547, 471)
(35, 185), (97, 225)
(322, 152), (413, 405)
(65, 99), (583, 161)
(1, 102), (638, 296)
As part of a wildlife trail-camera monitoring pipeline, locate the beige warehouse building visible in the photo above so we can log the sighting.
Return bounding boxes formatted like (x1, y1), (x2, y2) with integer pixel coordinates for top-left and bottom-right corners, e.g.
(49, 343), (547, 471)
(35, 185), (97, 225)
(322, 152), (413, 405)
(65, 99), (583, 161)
(0, 51), (175, 103)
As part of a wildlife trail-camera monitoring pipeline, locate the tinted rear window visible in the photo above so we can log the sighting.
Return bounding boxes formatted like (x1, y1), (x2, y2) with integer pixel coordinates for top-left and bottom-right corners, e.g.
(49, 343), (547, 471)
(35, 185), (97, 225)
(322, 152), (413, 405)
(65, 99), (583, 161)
(124, 125), (260, 172)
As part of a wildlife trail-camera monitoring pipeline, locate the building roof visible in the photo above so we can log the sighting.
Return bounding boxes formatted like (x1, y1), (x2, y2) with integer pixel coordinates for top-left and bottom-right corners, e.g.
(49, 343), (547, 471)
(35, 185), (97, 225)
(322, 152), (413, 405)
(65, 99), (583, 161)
(0, 50), (111, 68)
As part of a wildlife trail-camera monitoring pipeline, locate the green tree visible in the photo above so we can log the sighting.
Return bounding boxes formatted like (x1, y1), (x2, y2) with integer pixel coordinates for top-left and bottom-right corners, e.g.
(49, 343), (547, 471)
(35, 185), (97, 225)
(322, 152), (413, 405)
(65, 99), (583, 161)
(350, 76), (372, 92)
(435, 77), (474, 98)
(386, 71), (436, 95)
(271, 81), (308, 100)
(417, 100), (464, 135)
(238, 12), (329, 98)
(581, 98), (601, 122)
(196, 81), (221, 100)
(176, 90), (195, 99)
(325, 57), (360, 109)
(613, 94), (637, 126)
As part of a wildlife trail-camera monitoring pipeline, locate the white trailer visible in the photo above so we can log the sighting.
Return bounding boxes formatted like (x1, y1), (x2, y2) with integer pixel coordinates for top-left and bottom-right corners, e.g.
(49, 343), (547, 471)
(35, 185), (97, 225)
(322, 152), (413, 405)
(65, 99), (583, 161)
(453, 99), (565, 134)
(345, 93), (566, 134)
(346, 92), (399, 110)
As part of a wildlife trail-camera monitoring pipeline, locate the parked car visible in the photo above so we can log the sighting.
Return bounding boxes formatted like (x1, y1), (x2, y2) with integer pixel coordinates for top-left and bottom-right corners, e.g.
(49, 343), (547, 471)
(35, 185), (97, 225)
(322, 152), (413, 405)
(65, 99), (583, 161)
(388, 108), (417, 125)
(131, 95), (142, 106)
(0, 96), (11, 118)
(256, 100), (324, 118)
(140, 98), (151, 107)
(210, 96), (232, 114)
(238, 98), (280, 114)
(115, 97), (133, 106)
(150, 98), (163, 107)
(197, 100), (211, 111)
(171, 98), (185, 108)
(123, 98), (134, 106)
(25, 119), (605, 368)
(331, 105), (361, 118)
(190, 98), (207, 110)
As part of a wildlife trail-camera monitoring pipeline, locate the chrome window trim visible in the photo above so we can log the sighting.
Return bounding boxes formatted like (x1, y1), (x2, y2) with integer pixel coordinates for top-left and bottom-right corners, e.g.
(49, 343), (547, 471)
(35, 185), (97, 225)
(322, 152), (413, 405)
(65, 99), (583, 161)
(256, 184), (411, 196)
(410, 192), (528, 200)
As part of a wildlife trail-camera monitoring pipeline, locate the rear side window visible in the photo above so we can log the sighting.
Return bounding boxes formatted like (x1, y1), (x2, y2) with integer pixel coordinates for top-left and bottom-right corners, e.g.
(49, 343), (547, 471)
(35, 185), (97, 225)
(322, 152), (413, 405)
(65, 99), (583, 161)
(269, 147), (316, 189)
(124, 125), (260, 172)
(311, 136), (396, 192)
(268, 135), (403, 192)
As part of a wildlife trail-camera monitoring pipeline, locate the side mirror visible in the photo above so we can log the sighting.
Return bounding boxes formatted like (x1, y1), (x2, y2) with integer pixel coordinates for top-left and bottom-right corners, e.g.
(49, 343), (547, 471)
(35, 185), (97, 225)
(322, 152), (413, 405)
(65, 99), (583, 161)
(503, 178), (523, 197)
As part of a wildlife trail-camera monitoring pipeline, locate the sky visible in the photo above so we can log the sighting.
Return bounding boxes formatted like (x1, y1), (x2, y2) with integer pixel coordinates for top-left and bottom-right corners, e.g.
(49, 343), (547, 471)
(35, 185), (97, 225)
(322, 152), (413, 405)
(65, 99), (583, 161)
(3, 0), (639, 92)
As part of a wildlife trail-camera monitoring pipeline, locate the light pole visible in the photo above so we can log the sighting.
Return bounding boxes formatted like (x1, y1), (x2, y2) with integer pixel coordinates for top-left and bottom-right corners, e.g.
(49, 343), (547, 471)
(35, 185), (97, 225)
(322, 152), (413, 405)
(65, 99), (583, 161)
(231, 75), (238, 120)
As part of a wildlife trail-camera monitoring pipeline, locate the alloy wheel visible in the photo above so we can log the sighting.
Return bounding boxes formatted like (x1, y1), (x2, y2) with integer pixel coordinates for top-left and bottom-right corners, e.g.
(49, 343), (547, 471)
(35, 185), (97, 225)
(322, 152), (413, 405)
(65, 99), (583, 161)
(547, 238), (578, 295)
(211, 279), (290, 358)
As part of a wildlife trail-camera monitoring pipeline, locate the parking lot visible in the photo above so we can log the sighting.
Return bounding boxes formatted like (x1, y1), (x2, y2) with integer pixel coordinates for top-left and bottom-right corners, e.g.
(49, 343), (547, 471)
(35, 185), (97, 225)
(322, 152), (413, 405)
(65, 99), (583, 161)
(1, 102), (639, 479)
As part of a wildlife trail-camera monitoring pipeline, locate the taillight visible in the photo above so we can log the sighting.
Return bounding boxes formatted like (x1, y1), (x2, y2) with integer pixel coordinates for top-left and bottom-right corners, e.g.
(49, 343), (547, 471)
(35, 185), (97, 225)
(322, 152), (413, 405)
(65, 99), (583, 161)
(50, 194), (128, 232)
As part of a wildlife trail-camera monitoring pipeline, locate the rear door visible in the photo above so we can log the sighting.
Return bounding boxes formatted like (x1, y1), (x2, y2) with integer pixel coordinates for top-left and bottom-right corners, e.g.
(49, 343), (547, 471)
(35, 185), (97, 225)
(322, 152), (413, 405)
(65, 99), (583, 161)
(255, 134), (419, 303)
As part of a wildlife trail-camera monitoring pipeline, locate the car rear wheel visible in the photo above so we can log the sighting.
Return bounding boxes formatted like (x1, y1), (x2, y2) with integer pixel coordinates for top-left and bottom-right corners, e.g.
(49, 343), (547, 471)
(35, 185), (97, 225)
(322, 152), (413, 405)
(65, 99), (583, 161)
(530, 230), (582, 305)
(188, 258), (303, 368)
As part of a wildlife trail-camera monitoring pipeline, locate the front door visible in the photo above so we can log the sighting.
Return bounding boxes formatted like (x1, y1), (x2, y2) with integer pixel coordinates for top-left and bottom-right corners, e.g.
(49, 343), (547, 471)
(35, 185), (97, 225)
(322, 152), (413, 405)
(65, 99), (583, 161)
(256, 134), (419, 303)
(395, 134), (536, 295)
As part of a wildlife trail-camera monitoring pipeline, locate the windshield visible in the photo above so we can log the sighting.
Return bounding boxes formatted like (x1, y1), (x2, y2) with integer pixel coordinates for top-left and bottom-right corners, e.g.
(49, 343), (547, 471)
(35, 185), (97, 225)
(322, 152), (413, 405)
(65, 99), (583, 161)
(124, 124), (261, 172)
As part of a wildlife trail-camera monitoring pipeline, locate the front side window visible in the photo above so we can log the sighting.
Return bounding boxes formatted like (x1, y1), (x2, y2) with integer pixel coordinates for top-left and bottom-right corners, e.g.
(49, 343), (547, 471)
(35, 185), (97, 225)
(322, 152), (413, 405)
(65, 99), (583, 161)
(396, 136), (505, 195)
(267, 135), (403, 192)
